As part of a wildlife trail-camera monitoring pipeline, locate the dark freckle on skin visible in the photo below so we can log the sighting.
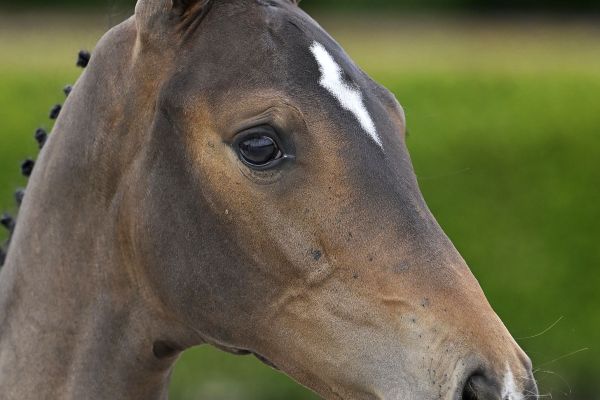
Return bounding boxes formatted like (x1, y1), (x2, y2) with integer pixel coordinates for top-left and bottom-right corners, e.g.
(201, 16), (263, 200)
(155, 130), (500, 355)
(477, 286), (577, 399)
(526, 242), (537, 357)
(310, 249), (322, 261)
(393, 262), (410, 273)
(421, 298), (430, 308)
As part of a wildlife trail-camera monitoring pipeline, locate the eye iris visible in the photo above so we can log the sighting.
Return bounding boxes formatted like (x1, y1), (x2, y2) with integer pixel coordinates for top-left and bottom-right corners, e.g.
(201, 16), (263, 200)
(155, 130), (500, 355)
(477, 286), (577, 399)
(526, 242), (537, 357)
(239, 136), (279, 165)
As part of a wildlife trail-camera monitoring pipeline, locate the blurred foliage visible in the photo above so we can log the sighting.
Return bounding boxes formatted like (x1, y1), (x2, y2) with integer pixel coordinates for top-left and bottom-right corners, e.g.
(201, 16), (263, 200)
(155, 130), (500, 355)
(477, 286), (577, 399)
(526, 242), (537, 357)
(1, 11), (599, 400)
(1, 0), (600, 11)
(303, 0), (600, 12)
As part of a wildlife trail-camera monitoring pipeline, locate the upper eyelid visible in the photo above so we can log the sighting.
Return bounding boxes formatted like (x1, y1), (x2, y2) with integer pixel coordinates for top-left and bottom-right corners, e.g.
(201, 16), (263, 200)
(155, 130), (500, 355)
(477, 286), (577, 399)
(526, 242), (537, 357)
(225, 100), (308, 141)
(230, 125), (283, 147)
(237, 124), (278, 136)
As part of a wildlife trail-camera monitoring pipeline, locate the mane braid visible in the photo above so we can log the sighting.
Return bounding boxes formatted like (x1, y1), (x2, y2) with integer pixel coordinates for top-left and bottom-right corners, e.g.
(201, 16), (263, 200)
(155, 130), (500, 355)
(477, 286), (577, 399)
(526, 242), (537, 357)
(0, 50), (91, 268)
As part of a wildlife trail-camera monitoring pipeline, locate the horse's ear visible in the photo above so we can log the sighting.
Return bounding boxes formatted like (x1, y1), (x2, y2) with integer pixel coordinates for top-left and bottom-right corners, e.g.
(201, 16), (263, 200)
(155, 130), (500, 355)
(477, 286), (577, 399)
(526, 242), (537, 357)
(171, 0), (212, 16)
(135, 0), (211, 39)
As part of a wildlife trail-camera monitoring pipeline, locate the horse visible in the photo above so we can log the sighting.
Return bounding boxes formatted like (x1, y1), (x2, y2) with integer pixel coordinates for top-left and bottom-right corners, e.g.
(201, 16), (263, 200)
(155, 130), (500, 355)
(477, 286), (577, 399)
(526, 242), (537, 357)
(0, 0), (537, 399)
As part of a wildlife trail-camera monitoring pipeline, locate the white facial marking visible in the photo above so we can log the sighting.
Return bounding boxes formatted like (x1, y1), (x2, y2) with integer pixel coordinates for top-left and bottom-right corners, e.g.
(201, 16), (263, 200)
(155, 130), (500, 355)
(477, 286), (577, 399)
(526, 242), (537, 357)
(502, 364), (523, 400)
(309, 41), (382, 149)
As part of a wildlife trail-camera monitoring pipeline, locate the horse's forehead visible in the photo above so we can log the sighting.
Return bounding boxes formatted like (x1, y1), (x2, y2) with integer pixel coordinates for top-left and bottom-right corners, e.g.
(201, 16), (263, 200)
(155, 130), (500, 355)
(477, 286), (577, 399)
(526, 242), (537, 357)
(169, 4), (388, 150)
(309, 41), (383, 149)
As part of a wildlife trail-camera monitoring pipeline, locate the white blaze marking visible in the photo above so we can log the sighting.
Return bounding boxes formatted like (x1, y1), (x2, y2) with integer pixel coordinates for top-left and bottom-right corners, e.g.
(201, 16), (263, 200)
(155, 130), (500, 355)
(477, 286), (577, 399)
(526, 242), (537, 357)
(309, 41), (382, 149)
(502, 365), (524, 400)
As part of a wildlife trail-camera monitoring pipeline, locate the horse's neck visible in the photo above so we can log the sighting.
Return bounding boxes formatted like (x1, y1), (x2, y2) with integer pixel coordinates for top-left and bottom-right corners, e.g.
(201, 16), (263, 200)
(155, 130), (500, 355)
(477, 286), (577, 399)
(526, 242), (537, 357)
(0, 263), (172, 400)
(0, 23), (182, 399)
(0, 137), (174, 400)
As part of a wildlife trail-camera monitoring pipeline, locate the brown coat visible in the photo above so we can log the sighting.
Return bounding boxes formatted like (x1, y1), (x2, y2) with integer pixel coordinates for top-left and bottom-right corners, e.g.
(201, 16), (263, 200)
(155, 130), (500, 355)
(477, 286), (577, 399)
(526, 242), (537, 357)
(0, 1), (536, 399)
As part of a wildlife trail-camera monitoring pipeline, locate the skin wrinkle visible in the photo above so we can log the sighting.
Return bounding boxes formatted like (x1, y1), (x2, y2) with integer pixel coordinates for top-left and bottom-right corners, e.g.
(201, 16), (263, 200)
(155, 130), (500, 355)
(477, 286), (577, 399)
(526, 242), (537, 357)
(0, 0), (538, 399)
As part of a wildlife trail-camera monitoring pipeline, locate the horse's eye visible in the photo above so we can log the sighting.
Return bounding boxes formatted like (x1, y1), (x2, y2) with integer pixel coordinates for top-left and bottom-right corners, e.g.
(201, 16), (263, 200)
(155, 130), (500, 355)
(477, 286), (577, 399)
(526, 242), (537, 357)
(237, 135), (282, 168)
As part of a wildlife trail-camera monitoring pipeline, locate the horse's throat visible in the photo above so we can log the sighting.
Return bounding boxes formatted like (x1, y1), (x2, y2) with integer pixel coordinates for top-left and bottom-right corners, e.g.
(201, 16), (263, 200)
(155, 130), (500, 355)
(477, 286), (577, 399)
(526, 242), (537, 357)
(0, 154), (176, 399)
(0, 254), (175, 400)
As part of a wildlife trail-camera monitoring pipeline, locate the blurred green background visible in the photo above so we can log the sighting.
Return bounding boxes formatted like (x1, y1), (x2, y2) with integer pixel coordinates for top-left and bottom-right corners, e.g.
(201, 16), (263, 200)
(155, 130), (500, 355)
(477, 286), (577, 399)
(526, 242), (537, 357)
(1, 0), (599, 399)
(2, 0), (600, 11)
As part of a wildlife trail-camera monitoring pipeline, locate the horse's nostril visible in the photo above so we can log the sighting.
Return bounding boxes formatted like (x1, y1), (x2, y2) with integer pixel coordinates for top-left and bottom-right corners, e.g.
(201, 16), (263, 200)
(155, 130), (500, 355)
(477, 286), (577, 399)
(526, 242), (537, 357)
(461, 374), (482, 400)
(462, 373), (501, 400)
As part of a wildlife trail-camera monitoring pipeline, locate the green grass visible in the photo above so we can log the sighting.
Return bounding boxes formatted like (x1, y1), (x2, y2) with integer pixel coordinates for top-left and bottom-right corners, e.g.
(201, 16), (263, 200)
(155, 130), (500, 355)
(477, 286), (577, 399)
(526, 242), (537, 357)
(1, 11), (599, 400)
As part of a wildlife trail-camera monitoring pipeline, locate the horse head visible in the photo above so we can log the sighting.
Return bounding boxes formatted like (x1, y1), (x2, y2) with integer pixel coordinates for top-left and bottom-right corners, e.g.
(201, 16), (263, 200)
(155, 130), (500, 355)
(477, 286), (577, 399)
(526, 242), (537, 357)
(0, 1), (537, 399)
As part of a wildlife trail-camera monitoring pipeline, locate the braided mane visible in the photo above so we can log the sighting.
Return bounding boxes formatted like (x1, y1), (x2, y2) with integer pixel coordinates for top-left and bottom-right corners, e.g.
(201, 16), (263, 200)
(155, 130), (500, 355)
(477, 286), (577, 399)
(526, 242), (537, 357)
(0, 50), (91, 268)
